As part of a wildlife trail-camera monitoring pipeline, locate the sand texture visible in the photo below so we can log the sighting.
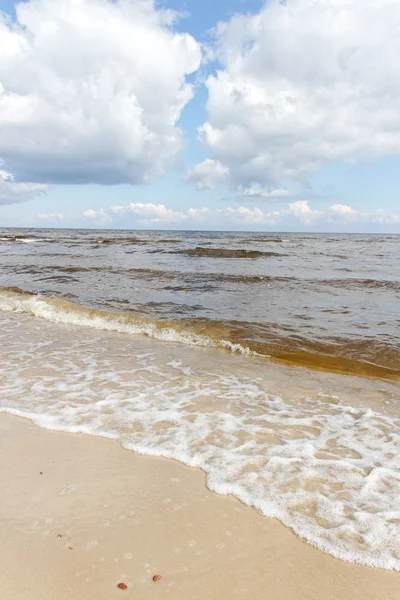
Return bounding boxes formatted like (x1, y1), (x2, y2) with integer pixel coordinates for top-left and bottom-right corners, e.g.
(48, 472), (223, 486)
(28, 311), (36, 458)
(0, 413), (399, 600)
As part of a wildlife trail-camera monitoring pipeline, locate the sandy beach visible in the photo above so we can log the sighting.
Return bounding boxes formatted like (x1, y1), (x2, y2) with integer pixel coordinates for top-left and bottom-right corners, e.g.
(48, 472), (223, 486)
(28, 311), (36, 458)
(1, 413), (399, 600)
(2, 0), (400, 595)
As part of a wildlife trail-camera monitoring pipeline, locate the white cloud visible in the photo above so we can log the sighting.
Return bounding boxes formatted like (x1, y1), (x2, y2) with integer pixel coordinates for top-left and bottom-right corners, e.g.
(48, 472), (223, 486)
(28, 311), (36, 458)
(79, 200), (400, 230)
(108, 202), (187, 224)
(82, 208), (112, 225)
(371, 210), (400, 225)
(183, 159), (229, 190)
(36, 213), (65, 222)
(0, 169), (49, 205)
(187, 206), (211, 221)
(226, 205), (277, 225)
(0, 0), (201, 185)
(195, 0), (400, 189)
(330, 204), (357, 216)
(239, 186), (294, 201)
(285, 200), (322, 225)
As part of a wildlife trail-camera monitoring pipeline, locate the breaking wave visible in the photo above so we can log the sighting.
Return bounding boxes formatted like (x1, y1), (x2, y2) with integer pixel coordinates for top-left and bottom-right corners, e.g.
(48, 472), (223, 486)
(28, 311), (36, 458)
(0, 287), (399, 380)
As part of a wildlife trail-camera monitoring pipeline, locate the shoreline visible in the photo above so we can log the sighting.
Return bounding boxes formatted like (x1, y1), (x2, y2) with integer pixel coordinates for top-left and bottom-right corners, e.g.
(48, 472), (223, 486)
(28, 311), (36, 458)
(1, 413), (399, 599)
(1, 286), (399, 383)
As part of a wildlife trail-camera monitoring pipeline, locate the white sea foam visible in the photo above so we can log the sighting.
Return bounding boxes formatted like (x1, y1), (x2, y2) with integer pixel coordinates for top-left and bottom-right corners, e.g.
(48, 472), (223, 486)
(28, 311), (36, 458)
(0, 288), (259, 357)
(0, 237), (49, 243)
(0, 311), (399, 571)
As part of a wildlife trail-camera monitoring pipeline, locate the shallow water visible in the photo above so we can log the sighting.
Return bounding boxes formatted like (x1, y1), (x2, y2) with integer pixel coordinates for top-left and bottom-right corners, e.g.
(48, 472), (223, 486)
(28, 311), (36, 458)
(0, 228), (399, 570)
(0, 228), (399, 378)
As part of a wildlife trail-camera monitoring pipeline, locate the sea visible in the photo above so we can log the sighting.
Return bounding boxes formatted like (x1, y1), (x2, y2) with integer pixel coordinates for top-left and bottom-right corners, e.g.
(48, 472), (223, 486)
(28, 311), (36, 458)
(0, 228), (399, 570)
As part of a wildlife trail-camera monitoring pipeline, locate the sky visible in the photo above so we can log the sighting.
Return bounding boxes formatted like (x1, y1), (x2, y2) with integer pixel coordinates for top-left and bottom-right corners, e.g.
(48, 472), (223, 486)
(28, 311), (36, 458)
(0, 0), (400, 232)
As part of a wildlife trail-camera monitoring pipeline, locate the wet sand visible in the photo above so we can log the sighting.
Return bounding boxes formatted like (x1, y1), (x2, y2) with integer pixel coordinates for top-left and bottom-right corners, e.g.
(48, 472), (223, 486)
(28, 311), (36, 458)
(1, 414), (399, 599)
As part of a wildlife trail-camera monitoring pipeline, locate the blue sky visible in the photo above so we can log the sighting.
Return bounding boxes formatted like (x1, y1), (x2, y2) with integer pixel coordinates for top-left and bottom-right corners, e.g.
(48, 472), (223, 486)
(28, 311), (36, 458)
(0, 0), (399, 231)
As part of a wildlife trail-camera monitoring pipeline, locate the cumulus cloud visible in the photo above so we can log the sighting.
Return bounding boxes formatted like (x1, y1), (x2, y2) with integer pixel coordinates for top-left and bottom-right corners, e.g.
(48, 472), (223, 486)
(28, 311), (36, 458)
(238, 186), (294, 201)
(226, 205), (275, 225)
(109, 202), (187, 224)
(183, 159), (229, 190)
(330, 204), (357, 216)
(0, 169), (49, 205)
(82, 208), (112, 225)
(285, 200), (322, 225)
(187, 206), (211, 221)
(80, 200), (400, 230)
(0, 0), (201, 185)
(193, 0), (400, 189)
(35, 213), (65, 223)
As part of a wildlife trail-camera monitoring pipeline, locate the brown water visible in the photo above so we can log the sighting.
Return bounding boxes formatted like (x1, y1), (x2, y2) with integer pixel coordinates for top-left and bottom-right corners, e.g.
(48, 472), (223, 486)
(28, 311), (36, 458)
(0, 228), (399, 379)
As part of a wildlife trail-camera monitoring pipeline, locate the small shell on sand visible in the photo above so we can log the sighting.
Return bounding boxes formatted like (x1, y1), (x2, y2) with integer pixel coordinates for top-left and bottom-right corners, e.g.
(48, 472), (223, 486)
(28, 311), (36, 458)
(117, 582), (128, 590)
(153, 575), (162, 582)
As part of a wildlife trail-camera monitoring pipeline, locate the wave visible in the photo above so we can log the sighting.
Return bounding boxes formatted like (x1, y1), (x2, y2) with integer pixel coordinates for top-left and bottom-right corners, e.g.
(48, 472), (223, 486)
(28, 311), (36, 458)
(0, 234), (180, 246)
(81, 236), (181, 246)
(97, 236), (180, 245)
(99, 237), (142, 245)
(326, 278), (400, 292)
(0, 235), (50, 243)
(242, 237), (284, 243)
(0, 287), (258, 357)
(0, 287), (399, 381)
(3, 262), (400, 293)
(174, 247), (285, 258)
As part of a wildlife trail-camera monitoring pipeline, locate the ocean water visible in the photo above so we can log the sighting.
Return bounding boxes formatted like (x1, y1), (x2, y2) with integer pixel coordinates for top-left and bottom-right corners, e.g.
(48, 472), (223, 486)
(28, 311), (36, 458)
(0, 228), (399, 569)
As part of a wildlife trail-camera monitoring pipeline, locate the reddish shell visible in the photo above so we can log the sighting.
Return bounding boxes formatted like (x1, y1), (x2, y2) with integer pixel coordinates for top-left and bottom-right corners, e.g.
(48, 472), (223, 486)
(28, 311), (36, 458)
(117, 583), (128, 590)
(152, 575), (162, 582)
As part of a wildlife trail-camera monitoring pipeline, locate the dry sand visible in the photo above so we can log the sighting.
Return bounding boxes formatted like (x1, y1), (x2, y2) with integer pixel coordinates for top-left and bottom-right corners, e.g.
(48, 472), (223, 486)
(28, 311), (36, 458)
(0, 413), (399, 600)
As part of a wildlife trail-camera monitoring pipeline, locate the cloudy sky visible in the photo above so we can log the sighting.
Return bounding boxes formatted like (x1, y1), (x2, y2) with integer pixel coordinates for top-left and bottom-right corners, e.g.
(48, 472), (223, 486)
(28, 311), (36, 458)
(1, 0), (400, 231)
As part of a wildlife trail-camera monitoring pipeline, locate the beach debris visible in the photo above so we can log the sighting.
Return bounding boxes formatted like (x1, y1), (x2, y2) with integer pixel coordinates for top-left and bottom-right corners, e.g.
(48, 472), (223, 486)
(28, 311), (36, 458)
(117, 583), (128, 590)
(152, 575), (162, 582)
(40, 472), (43, 475)
(56, 534), (63, 538)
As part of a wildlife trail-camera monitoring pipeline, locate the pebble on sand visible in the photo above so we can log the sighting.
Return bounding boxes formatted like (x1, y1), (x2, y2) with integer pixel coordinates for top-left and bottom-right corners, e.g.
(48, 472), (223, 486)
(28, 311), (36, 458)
(117, 583), (128, 590)
(153, 575), (162, 582)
